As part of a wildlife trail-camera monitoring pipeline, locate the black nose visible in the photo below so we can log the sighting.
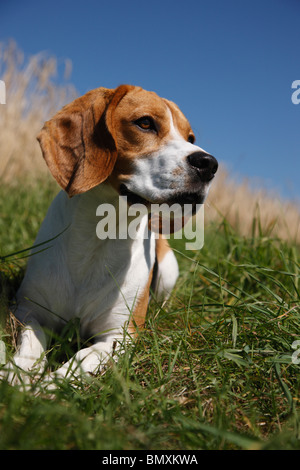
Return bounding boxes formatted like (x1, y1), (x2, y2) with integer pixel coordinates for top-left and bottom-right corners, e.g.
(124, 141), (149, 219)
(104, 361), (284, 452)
(187, 151), (218, 182)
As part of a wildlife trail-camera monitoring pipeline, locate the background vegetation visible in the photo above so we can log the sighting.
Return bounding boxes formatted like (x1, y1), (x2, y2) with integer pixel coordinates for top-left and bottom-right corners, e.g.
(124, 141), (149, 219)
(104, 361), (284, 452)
(0, 42), (299, 450)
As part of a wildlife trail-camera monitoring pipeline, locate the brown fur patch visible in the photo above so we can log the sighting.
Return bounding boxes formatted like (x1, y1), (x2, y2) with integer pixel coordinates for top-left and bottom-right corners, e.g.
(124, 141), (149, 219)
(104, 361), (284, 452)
(128, 268), (154, 336)
(155, 236), (172, 263)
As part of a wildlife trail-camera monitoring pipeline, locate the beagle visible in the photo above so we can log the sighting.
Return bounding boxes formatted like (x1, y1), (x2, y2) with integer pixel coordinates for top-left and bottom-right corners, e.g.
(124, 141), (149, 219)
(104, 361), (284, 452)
(3, 85), (218, 384)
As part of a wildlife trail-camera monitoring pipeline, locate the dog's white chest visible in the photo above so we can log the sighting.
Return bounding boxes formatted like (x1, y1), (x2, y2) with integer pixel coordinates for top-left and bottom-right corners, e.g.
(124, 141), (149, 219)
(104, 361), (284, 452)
(73, 224), (156, 338)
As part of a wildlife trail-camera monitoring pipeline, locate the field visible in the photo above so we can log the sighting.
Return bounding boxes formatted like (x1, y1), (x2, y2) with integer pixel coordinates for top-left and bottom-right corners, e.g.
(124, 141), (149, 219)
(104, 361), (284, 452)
(0, 42), (299, 450)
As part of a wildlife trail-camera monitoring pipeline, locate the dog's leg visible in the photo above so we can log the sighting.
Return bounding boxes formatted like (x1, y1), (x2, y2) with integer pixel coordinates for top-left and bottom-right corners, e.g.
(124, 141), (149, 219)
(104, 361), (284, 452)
(152, 237), (179, 302)
(1, 319), (47, 385)
(47, 336), (119, 382)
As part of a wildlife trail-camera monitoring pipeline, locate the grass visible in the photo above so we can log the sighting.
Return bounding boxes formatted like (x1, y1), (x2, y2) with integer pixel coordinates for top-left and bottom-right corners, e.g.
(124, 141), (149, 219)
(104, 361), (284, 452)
(0, 180), (299, 450)
(0, 40), (76, 183)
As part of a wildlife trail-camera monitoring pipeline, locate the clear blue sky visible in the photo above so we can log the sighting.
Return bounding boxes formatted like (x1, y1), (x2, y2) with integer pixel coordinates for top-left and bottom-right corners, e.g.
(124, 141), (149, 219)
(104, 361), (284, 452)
(1, 0), (299, 201)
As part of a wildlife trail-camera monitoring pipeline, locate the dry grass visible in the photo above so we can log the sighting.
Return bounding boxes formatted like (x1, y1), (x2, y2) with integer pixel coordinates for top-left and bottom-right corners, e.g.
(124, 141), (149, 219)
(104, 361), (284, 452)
(0, 41), (76, 183)
(0, 41), (299, 244)
(206, 169), (300, 244)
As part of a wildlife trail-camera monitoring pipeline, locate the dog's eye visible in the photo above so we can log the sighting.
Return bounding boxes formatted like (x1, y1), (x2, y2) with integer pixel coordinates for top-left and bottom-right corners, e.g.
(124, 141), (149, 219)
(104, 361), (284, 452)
(188, 134), (195, 144)
(134, 116), (156, 132)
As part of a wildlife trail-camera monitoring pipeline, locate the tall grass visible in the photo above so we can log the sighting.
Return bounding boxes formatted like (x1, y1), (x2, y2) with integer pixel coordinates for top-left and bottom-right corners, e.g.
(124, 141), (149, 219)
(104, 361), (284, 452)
(0, 40), (76, 184)
(207, 170), (300, 245)
(0, 207), (299, 449)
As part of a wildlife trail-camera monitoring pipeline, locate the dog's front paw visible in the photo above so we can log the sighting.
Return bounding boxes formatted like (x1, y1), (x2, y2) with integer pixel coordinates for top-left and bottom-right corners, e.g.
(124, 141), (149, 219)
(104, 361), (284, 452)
(0, 357), (46, 387)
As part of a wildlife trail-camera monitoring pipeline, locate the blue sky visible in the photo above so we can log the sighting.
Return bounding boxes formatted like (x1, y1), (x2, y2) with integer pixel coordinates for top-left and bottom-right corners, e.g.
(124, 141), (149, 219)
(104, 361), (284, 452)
(1, 0), (299, 201)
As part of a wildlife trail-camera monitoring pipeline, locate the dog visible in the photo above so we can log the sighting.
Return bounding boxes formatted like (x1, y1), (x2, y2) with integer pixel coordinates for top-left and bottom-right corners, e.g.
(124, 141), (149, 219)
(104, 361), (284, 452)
(2, 84), (218, 384)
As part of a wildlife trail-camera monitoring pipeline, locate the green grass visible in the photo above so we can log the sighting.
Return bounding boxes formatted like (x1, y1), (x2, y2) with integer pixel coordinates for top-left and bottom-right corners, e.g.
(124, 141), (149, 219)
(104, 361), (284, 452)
(0, 180), (300, 450)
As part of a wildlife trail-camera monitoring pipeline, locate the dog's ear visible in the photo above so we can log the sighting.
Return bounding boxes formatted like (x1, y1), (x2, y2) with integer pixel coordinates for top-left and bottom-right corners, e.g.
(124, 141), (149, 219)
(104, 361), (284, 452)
(37, 85), (134, 196)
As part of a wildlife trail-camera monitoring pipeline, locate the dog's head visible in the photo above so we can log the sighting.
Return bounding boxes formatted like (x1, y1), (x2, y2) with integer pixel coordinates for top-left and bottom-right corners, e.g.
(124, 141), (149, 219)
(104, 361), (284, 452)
(38, 84), (218, 205)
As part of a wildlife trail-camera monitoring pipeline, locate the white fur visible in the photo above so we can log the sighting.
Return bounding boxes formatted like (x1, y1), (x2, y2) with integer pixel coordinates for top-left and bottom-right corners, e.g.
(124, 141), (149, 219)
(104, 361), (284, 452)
(153, 250), (179, 302)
